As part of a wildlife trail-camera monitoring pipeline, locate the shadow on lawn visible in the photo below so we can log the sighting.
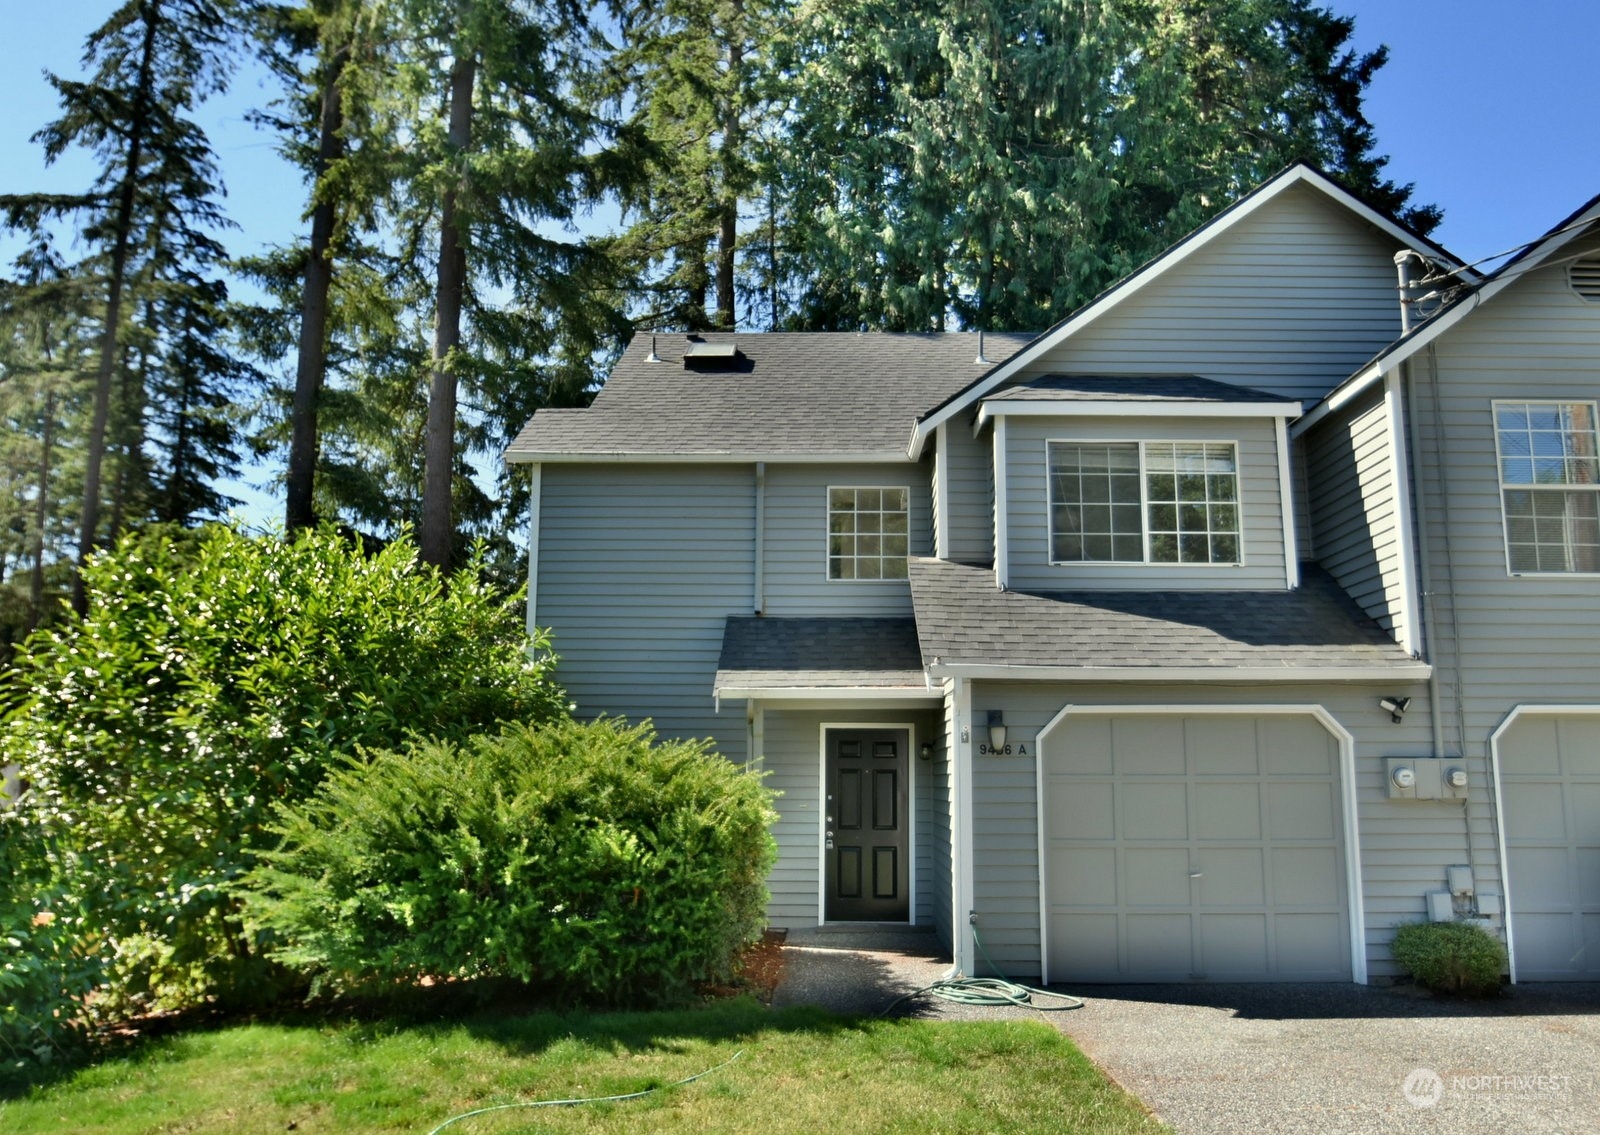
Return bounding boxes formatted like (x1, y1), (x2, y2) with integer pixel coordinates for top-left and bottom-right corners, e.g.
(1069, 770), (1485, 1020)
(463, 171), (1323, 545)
(1057, 980), (1600, 1021)
(0, 982), (860, 1102)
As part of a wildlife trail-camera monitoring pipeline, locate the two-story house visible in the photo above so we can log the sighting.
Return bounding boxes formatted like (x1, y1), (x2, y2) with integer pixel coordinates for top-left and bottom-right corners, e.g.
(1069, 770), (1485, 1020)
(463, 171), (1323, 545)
(508, 164), (1600, 986)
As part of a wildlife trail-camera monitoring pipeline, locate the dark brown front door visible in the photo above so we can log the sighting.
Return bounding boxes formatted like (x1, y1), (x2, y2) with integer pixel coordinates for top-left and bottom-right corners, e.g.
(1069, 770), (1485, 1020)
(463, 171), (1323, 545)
(825, 729), (909, 921)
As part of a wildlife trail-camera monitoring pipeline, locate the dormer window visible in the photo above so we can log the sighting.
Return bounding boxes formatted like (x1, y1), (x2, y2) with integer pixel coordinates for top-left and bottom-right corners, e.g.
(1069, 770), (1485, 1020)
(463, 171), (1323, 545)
(1495, 401), (1600, 573)
(1048, 440), (1241, 565)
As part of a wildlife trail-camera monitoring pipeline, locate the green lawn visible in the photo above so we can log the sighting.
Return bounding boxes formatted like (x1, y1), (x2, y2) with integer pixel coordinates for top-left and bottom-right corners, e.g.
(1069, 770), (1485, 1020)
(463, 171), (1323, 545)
(0, 998), (1167, 1135)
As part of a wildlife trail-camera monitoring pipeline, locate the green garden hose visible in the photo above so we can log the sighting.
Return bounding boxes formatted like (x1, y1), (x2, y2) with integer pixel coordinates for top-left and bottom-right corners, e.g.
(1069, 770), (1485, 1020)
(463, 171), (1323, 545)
(423, 1048), (745, 1135)
(883, 924), (1085, 1015)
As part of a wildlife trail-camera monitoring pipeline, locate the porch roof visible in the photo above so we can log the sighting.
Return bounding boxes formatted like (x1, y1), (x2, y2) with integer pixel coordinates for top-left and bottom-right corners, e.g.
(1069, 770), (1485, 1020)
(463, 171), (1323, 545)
(713, 616), (931, 699)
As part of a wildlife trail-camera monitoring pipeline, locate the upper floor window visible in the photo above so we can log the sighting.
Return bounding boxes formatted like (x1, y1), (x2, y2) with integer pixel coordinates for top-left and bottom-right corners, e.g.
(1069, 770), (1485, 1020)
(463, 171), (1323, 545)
(828, 487), (909, 580)
(1495, 401), (1600, 573)
(1048, 440), (1241, 565)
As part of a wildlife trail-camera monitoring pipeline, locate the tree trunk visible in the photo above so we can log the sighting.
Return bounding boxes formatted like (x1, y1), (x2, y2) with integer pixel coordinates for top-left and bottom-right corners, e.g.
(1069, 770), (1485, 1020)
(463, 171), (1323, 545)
(418, 47), (477, 573)
(285, 43), (348, 533)
(73, 0), (159, 614)
(714, 0), (743, 330)
(27, 385), (56, 633)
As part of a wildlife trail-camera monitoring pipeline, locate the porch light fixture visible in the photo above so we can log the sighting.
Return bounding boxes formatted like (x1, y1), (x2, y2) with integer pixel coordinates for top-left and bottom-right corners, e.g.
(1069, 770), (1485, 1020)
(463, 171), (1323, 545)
(1380, 696), (1411, 723)
(987, 710), (1007, 752)
(919, 741), (935, 761)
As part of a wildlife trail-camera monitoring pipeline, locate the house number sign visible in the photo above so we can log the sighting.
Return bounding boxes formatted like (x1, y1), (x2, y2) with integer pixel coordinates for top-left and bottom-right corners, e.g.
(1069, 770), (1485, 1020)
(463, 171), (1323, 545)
(977, 741), (1030, 757)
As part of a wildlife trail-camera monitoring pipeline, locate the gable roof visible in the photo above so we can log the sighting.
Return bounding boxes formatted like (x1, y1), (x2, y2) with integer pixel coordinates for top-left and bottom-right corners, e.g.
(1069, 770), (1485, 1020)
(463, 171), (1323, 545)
(907, 164), (1475, 458)
(1297, 188), (1600, 435)
(506, 331), (1032, 464)
(907, 557), (1430, 680)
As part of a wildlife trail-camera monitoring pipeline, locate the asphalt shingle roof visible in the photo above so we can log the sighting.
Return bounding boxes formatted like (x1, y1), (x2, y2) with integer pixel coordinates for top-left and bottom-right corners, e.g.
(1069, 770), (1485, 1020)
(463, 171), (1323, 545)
(507, 331), (1034, 461)
(984, 374), (1294, 405)
(714, 616), (929, 693)
(907, 557), (1423, 673)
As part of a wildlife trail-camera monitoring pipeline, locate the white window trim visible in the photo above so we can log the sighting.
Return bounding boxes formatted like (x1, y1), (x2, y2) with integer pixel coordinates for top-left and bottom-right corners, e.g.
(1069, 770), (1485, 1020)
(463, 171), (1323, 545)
(824, 484), (913, 584)
(1491, 399), (1600, 577)
(1045, 437), (1246, 568)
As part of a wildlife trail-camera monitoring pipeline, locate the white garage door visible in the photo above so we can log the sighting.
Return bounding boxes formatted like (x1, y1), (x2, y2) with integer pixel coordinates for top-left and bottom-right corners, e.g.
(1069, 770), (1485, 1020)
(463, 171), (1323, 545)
(1045, 712), (1352, 982)
(1498, 712), (1600, 981)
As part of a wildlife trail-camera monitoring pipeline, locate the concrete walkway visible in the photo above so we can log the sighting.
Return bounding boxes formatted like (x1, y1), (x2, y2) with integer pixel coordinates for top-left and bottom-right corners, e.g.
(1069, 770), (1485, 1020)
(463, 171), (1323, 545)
(769, 934), (1600, 1135)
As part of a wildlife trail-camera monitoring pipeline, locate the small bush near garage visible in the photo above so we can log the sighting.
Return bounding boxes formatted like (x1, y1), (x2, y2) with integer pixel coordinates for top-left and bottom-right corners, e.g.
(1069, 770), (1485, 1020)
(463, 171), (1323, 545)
(1390, 921), (1507, 995)
(246, 719), (777, 1005)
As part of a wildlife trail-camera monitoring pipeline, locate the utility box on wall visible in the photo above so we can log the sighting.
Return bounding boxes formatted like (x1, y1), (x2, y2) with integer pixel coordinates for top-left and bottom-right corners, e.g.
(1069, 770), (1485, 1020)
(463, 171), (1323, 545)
(1386, 757), (1469, 800)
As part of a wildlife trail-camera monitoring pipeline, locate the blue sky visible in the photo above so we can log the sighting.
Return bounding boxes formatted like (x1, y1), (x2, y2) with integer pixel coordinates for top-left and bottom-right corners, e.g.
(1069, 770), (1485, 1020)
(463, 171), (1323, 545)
(5, 2), (1599, 520)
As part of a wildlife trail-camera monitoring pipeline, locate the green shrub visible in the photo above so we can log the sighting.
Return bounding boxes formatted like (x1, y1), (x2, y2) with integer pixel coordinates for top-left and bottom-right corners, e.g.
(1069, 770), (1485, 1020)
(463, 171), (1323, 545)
(1390, 920), (1506, 995)
(246, 719), (777, 1005)
(0, 523), (567, 1012)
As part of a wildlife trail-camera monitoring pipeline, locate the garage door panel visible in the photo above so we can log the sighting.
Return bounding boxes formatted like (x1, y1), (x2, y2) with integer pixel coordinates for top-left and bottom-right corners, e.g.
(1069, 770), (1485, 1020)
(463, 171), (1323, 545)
(1268, 781), (1337, 840)
(1515, 913), (1579, 974)
(1260, 717), (1336, 776)
(1505, 782), (1567, 840)
(1126, 914), (1192, 973)
(1573, 785), (1600, 843)
(1274, 913), (1346, 974)
(1114, 718), (1186, 774)
(1056, 847), (1117, 906)
(1053, 914), (1119, 973)
(1199, 914), (1268, 974)
(1196, 783), (1262, 840)
(1051, 779), (1114, 840)
(1122, 783), (1189, 839)
(1273, 846), (1343, 907)
(1059, 718), (1114, 774)
(1190, 718), (1260, 776)
(1579, 849), (1600, 907)
(1124, 847), (1191, 905)
(1196, 848), (1265, 906)
(1046, 711), (1351, 984)
(1508, 846), (1572, 908)
(1509, 717), (1562, 773)
(1557, 719), (1600, 775)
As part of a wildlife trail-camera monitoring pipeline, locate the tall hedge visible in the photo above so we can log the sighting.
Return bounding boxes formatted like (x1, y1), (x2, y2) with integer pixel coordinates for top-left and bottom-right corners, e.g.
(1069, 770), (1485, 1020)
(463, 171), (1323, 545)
(247, 720), (777, 1005)
(0, 523), (567, 1008)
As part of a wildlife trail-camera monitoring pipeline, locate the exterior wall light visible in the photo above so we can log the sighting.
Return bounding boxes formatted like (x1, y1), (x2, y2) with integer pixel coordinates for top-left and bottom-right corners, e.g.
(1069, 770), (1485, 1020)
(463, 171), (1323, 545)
(919, 741), (935, 761)
(987, 710), (1007, 752)
(1380, 696), (1411, 723)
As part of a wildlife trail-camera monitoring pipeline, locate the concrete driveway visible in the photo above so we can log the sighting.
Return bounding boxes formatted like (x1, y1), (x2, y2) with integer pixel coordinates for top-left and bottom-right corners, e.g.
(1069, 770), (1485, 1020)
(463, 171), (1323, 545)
(770, 933), (1600, 1135)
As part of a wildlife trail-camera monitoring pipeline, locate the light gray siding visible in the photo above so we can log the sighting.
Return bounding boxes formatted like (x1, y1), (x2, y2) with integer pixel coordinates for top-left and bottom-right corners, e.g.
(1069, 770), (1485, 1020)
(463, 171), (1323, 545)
(1008, 183), (1407, 403)
(1305, 385), (1410, 639)
(1396, 241), (1600, 963)
(758, 706), (943, 929)
(942, 418), (995, 564)
(761, 462), (931, 617)
(964, 679), (1477, 982)
(537, 463), (753, 756)
(1003, 416), (1288, 591)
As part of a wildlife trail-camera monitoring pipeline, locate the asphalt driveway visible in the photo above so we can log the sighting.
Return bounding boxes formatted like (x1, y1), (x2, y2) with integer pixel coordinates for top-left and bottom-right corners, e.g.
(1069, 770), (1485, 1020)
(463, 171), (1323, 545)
(771, 934), (1600, 1135)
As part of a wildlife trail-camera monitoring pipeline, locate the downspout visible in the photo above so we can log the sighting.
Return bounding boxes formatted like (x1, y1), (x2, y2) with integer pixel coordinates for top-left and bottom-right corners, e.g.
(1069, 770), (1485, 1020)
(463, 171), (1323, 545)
(754, 462), (765, 614)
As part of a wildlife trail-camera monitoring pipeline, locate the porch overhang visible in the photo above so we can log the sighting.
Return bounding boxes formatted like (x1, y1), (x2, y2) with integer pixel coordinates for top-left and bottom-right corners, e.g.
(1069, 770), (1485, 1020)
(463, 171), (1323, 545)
(713, 616), (937, 710)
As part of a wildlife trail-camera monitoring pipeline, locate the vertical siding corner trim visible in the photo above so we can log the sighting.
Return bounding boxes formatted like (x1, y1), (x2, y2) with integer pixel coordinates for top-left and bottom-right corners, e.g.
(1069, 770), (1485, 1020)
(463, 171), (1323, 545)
(952, 678), (976, 974)
(1383, 373), (1422, 655)
(935, 423), (951, 560)
(993, 419), (1010, 589)
(1276, 418), (1300, 589)
(754, 462), (766, 614)
(525, 462), (542, 636)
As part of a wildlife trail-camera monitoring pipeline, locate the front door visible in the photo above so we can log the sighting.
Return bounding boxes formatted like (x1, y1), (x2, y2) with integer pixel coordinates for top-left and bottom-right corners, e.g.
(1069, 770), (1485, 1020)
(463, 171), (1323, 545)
(825, 728), (909, 921)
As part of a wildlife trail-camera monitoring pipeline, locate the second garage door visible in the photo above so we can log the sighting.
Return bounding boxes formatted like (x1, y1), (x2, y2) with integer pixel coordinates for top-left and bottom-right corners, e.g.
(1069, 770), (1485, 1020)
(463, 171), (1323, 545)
(1044, 711), (1353, 983)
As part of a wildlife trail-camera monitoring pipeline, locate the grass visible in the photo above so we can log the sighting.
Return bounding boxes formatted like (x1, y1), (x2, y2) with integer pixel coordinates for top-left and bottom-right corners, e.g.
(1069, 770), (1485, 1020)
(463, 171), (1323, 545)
(0, 997), (1167, 1135)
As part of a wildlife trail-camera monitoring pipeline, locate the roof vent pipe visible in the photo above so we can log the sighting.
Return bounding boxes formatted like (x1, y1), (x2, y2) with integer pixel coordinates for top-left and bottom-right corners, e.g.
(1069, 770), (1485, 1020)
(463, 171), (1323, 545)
(646, 334), (661, 362)
(1394, 250), (1426, 334)
(974, 329), (989, 365)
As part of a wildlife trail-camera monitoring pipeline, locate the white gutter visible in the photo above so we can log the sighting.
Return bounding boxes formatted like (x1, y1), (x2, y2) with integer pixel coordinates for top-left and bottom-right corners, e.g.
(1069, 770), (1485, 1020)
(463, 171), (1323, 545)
(975, 399), (1299, 434)
(924, 662), (1433, 682)
(507, 449), (913, 466)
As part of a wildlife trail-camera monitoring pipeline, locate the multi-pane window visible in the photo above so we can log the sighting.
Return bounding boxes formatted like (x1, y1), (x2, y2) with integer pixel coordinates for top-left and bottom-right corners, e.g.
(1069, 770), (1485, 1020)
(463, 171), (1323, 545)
(1495, 401), (1600, 573)
(1049, 440), (1241, 565)
(828, 487), (910, 580)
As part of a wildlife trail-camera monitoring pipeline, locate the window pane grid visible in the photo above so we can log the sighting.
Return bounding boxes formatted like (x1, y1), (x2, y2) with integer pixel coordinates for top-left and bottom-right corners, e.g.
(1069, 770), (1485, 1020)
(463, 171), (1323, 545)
(1496, 401), (1600, 573)
(1048, 440), (1240, 565)
(828, 487), (910, 580)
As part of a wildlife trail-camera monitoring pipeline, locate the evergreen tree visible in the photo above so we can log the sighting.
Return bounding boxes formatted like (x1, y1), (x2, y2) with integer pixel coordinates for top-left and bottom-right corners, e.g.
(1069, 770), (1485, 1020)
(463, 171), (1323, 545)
(0, 0), (248, 608)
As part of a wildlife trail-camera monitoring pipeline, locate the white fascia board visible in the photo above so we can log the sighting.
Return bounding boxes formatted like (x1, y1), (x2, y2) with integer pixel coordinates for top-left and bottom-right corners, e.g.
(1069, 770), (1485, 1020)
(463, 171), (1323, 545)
(506, 449), (912, 466)
(909, 165), (1467, 459)
(924, 662), (1433, 682)
(975, 399), (1299, 434)
(713, 685), (939, 703)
